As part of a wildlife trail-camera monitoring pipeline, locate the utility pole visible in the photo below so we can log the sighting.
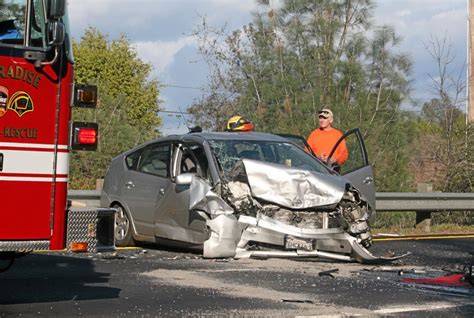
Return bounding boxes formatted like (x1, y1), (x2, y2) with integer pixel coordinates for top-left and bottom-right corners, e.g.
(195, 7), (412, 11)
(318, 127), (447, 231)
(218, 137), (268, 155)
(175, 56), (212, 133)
(469, 0), (474, 122)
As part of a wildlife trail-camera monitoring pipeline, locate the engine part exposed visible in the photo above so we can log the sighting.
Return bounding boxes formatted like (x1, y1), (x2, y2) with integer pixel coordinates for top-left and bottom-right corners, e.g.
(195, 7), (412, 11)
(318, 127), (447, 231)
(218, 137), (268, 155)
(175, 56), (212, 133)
(337, 187), (373, 247)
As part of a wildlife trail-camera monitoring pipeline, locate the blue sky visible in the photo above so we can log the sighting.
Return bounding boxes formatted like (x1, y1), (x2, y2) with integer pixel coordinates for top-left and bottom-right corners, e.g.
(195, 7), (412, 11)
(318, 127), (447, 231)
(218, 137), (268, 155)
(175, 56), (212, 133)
(68, 0), (468, 135)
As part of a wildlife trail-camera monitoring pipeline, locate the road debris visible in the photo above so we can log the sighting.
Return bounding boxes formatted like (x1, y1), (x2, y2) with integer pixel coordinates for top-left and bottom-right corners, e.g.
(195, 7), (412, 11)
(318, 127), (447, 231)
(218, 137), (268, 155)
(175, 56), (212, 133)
(318, 268), (339, 278)
(281, 298), (314, 304)
(363, 266), (425, 275)
(401, 274), (472, 288)
(215, 259), (231, 262)
(101, 252), (125, 260)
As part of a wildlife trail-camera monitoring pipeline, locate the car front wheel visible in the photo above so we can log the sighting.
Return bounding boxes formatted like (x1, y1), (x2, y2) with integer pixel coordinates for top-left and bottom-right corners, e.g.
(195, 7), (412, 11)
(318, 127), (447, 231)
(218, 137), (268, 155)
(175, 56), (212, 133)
(114, 204), (135, 247)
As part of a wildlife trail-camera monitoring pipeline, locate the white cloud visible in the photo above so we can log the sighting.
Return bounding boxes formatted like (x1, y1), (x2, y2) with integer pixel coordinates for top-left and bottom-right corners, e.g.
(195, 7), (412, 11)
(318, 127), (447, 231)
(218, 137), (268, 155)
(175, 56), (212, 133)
(206, 0), (258, 16)
(133, 37), (196, 77)
(68, 0), (257, 40)
(373, 3), (467, 66)
(396, 10), (411, 17)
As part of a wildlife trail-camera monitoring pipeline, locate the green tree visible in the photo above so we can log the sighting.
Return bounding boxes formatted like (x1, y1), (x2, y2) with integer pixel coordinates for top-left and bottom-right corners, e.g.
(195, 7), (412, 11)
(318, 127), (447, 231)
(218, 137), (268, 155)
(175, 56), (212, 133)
(189, 0), (415, 191)
(70, 28), (161, 189)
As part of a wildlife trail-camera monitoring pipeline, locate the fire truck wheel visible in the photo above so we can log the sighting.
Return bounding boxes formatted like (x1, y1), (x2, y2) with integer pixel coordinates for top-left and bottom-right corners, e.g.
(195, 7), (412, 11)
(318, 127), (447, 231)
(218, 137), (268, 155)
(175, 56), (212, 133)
(114, 204), (135, 247)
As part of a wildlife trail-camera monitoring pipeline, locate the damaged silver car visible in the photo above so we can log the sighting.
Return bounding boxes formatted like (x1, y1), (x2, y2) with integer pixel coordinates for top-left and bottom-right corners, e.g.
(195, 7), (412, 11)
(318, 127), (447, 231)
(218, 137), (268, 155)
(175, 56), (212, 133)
(101, 130), (400, 263)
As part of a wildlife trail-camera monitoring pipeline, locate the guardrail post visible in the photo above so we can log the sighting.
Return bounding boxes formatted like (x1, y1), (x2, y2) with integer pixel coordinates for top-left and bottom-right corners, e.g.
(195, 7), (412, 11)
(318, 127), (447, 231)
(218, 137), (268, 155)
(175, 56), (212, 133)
(96, 179), (104, 191)
(415, 183), (432, 232)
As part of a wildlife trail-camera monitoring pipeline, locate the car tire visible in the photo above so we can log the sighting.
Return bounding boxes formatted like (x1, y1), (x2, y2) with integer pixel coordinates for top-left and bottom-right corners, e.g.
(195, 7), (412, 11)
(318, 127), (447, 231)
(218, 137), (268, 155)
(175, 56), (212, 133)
(113, 204), (135, 247)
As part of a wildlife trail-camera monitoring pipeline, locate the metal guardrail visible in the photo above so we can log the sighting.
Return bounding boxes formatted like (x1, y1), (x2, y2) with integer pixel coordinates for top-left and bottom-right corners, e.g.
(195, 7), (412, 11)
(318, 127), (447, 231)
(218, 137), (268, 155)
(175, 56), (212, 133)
(68, 190), (101, 207)
(68, 190), (474, 212)
(376, 192), (474, 212)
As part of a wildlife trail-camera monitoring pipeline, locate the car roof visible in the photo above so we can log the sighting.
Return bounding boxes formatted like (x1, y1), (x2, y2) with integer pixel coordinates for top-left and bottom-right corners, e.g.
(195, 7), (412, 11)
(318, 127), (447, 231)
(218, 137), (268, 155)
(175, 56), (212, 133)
(116, 132), (294, 159)
(183, 131), (291, 142)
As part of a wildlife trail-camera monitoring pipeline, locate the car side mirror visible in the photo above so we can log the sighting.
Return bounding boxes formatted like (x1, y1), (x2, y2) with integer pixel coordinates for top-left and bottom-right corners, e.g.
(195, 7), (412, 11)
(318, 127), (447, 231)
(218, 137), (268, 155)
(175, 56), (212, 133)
(175, 173), (194, 186)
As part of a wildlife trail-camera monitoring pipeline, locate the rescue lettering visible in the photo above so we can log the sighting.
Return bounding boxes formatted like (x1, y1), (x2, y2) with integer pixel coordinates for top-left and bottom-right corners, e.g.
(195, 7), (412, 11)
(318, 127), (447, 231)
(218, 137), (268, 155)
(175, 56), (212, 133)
(1, 127), (38, 139)
(0, 65), (41, 88)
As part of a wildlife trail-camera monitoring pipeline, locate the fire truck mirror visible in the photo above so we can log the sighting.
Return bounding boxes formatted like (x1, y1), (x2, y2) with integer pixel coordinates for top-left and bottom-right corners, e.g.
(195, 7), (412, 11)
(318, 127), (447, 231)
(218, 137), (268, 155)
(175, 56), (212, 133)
(73, 85), (98, 108)
(71, 122), (98, 151)
(47, 0), (66, 20)
(47, 21), (65, 46)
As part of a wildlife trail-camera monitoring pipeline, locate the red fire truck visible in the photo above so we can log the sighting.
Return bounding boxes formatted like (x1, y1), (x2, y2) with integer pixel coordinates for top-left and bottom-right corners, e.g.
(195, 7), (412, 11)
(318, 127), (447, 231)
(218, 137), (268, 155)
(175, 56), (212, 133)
(0, 0), (115, 270)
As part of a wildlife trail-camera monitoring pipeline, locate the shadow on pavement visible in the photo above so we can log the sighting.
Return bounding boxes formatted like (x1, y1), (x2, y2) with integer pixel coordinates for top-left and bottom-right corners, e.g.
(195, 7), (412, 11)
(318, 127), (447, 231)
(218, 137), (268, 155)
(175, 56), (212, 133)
(0, 253), (120, 304)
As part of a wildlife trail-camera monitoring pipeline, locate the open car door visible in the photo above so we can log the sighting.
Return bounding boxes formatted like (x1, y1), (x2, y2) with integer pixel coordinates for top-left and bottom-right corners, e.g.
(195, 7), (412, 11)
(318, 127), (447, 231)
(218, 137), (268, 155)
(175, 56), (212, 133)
(328, 129), (376, 210)
(277, 131), (375, 210)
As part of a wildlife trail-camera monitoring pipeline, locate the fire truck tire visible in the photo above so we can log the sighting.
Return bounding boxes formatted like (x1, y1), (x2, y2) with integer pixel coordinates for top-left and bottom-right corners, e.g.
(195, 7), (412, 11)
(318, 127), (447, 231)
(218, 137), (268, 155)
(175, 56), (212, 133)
(114, 204), (135, 247)
(0, 253), (15, 273)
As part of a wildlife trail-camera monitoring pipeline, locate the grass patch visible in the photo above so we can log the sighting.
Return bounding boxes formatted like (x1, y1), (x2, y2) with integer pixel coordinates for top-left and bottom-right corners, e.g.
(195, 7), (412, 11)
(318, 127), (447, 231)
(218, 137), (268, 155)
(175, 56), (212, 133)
(372, 211), (474, 234)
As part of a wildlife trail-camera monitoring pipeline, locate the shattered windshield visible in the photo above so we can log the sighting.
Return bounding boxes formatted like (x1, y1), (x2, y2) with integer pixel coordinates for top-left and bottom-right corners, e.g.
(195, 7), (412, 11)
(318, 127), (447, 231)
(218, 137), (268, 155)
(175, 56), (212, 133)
(209, 139), (330, 178)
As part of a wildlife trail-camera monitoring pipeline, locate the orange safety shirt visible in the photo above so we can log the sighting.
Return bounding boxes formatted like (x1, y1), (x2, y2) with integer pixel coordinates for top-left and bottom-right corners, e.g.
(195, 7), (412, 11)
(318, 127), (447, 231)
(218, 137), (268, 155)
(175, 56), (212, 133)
(307, 128), (348, 165)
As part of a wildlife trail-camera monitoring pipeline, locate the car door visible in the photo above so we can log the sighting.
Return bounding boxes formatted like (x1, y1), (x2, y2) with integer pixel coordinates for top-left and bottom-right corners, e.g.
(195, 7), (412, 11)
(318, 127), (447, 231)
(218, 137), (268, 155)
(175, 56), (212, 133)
(121, 142), (172, 237)
(153, 142), (207, 244)
(328, 128), (376, 210)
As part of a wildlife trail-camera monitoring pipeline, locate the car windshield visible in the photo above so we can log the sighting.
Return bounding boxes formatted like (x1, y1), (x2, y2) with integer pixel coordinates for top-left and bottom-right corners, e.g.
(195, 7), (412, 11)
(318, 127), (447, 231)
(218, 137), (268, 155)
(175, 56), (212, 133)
(208, 139), (330, 178)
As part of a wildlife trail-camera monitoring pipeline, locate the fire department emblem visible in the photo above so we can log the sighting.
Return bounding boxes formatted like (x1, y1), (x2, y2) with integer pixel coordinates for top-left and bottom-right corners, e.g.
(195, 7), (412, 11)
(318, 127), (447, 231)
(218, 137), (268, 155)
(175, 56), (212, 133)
(7, 91), (34, 117)
(0, 85), (8, 118)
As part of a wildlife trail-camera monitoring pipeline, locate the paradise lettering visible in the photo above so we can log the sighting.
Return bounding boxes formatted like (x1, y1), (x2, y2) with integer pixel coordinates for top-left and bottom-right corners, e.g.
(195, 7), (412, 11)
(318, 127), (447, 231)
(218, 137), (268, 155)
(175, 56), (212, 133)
(0, 65), (41, 88)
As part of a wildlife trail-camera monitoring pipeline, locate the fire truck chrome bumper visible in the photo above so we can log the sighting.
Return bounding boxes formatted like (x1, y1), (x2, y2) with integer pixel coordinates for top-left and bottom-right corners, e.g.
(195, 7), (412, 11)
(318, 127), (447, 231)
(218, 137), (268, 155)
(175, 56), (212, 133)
(0, 240), (49, 252)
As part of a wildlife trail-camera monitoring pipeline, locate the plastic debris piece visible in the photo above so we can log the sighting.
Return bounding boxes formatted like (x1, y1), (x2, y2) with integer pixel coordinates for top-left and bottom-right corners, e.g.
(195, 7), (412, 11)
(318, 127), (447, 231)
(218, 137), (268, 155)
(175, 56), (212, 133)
(281, 298), (314, 304)
(318, 268), (339, 278)
(401, 274), (471, 288)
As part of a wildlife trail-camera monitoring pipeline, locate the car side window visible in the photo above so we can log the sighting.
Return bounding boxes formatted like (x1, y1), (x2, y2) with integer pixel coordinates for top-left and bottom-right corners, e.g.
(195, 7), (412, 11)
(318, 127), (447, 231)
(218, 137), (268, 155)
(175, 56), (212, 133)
(181, 155), (196, 173)
(328, 129), (368, 175)
(179, 143), (209, 179)
(137, 143), (171, 178)
(125, 149), (141, 170)
(337, 133), (364, 174)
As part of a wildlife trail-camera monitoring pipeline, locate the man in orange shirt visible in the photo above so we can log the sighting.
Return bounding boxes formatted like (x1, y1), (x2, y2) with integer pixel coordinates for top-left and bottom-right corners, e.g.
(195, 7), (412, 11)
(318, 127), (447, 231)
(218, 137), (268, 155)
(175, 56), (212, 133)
(307, 108), (348, 166)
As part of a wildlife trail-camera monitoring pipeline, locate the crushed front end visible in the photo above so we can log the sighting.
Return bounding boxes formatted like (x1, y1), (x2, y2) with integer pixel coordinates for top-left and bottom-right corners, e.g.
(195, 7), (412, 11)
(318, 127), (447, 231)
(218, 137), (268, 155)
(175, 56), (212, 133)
(190, 159), (404, 263)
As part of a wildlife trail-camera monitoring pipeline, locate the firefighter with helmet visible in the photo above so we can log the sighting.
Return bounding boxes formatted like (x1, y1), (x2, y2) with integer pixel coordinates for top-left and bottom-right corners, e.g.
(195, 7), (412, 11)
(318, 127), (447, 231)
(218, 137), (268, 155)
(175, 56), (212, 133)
(226, 115), (255, 132)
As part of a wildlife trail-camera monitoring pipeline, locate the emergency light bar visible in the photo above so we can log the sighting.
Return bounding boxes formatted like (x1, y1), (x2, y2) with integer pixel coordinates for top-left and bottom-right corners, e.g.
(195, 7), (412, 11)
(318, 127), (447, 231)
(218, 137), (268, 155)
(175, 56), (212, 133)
(71, 122), (98, 151)
(73, 84), (97, 108)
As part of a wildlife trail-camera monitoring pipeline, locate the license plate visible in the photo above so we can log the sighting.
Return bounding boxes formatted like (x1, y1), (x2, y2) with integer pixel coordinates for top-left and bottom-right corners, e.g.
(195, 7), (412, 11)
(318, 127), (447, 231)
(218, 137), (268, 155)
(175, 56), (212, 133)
(285, 236), (314, 251)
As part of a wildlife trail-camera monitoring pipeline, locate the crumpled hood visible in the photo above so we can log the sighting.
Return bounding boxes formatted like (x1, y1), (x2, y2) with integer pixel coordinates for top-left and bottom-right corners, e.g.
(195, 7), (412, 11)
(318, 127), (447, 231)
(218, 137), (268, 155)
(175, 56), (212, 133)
(232, 159), (346, 209)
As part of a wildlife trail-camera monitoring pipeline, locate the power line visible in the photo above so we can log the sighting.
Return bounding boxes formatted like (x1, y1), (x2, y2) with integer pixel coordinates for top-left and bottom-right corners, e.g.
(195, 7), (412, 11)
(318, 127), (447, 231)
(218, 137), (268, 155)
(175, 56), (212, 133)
(158, 110), (191, 115)
(159, 83), (203, 90)
(159, 83), (230, 94)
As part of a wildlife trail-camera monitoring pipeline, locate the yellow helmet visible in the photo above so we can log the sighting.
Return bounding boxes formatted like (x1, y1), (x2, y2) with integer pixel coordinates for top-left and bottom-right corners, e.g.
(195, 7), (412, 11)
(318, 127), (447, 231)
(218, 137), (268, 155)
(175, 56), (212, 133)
(226, 115), (255, 132)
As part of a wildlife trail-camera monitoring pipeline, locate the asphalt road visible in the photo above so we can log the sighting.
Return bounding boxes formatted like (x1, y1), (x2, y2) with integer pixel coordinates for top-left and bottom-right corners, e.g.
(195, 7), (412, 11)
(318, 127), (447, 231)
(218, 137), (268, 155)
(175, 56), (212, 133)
(1, 238), (473, 317)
